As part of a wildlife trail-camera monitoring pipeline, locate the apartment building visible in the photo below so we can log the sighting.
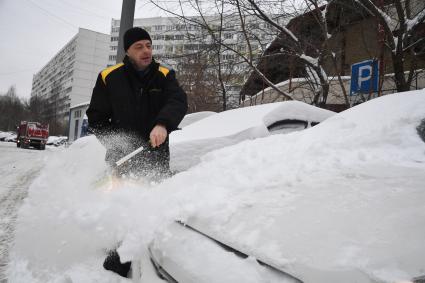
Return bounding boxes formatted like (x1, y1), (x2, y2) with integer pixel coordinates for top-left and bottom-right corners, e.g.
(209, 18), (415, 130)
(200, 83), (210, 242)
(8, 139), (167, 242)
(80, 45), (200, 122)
(31, 28), (109, 134)
(109, 16), (275, 63)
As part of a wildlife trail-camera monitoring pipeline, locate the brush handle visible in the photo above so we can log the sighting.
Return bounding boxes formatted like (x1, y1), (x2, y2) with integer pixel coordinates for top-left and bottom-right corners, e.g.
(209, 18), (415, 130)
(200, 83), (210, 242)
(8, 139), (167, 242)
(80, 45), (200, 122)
(115, 146), (145, 167)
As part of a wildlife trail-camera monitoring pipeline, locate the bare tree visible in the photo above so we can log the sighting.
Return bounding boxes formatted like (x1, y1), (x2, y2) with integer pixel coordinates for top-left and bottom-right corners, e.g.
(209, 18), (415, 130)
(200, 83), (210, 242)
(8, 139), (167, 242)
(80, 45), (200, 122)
(149, 0), (354, 108)
(175, 51), (223, 112)
(146, 1), (247, 111)
(350, 0), (425, 92)
(238, 0), (354, 106)
(0, 86), (28, 131)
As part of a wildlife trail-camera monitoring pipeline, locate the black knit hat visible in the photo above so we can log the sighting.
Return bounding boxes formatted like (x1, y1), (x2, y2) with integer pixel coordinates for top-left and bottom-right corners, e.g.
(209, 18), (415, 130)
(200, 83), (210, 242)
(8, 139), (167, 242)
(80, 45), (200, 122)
(124, 27), (152, 51)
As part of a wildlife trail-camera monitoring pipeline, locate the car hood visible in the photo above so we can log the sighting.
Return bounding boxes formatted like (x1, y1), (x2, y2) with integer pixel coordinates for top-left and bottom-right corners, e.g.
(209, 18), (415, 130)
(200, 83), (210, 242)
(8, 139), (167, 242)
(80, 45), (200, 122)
(184, 162), (425, 283)
(159, 90), (425, 283)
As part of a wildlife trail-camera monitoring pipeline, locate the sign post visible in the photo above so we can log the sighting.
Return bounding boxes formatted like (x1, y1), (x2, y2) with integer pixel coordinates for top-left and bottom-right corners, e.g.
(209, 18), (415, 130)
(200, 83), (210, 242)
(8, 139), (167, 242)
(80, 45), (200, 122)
(350, 60), (379, 96)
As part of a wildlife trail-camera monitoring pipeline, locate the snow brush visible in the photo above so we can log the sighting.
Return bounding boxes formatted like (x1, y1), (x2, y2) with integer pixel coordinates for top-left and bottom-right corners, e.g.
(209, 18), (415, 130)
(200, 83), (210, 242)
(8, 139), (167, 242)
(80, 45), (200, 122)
(115, 145), (145, 168)
(93, 144), (146, 190)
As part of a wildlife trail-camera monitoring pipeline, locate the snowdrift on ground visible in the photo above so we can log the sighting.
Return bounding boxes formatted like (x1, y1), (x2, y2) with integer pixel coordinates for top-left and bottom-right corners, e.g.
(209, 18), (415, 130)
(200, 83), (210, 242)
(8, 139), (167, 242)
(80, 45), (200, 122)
(8, 90), (425, 283)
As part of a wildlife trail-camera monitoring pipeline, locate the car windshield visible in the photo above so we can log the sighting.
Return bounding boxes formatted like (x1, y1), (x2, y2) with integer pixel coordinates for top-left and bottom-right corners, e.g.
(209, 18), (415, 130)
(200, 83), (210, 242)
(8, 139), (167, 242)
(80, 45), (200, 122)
(267, 119), (308, 134)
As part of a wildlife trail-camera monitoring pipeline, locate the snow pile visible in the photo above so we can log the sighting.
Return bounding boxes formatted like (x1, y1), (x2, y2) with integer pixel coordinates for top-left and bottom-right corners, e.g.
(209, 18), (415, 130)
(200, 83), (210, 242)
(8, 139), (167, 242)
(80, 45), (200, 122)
(7, 136), (185, 282)
(7, 90), (425, 282)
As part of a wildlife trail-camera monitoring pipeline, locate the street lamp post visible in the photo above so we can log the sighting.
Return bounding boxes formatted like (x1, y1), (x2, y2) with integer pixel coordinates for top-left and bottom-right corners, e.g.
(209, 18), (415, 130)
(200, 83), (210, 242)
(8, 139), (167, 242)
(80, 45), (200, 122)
(116, 0), (136, 63)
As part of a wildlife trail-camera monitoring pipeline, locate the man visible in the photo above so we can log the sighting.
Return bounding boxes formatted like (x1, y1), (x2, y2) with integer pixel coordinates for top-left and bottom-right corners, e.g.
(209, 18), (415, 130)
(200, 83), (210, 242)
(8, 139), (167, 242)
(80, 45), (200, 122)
(87, 27), (187, 178)
(86, 27), (187, 278)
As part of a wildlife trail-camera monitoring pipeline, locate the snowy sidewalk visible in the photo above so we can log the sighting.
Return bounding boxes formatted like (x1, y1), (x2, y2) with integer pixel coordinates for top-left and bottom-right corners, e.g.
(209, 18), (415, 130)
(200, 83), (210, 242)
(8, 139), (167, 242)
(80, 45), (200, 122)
(0, 142), (48, 282)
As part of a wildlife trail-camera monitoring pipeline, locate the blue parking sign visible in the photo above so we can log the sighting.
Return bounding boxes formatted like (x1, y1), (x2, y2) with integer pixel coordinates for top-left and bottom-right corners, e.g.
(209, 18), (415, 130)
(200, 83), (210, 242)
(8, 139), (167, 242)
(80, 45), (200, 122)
(350, 60), (379, 96)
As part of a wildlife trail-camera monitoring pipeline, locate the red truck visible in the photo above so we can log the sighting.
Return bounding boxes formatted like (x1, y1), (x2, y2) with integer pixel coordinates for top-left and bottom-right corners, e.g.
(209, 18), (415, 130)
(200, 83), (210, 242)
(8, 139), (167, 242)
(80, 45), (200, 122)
(17, 121), (49, 150)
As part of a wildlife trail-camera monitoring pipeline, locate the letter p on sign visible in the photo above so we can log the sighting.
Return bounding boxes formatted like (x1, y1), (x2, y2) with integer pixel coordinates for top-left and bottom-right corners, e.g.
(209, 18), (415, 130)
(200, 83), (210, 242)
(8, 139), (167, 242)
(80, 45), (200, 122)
(358, 65), (372, 88)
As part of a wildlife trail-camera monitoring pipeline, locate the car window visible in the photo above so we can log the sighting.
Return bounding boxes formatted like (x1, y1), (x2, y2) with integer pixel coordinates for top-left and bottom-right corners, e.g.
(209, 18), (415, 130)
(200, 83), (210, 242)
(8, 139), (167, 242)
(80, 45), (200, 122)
(417, 119), (425, 143)
(267, 120), (308, 135)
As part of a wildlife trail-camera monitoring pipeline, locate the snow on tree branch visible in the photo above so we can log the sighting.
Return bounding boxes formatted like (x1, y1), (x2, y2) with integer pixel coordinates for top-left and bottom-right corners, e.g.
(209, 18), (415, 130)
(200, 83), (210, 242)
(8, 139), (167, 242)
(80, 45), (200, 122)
(406, 8), (425, 33)
(300, 54), (318, 66)
(354, 0), (396, 50)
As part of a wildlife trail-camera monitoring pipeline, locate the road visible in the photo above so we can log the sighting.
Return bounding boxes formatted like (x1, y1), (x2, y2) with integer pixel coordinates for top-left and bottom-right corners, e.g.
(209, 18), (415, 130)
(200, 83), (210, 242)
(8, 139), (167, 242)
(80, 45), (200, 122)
(0, 142), (49, 282)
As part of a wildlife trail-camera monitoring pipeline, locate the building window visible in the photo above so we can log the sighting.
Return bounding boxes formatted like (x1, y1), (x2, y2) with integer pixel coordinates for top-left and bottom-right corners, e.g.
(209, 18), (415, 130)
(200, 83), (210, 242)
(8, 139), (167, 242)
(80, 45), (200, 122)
(175, 34), (184, 40)
(109, 55), (117, 61)
(175, 45), (183, 53)
(74, 110), (82, 118)
(110, 46), (117, 51)
(225, 22), (235, 29)
(264, 23), (273, 29)
(222, 54), (235, 60)
(153, 34), (165, 40)
(248, 23), (260, 29)
(176, 25), (186, 31)
(111, 36), (119, 42)
(224, 33), (233, 39)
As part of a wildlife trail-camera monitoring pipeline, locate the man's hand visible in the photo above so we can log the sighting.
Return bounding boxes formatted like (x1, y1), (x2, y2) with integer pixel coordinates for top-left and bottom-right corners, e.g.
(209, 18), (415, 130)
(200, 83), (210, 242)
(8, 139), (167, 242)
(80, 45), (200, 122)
(149, 124), (167, 148)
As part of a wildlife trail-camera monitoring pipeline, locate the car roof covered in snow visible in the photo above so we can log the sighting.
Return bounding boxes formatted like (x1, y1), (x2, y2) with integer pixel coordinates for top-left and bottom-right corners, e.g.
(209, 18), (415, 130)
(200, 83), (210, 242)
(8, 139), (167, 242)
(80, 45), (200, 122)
(170, 101), (335, 172)
(172, 101), (335, 143)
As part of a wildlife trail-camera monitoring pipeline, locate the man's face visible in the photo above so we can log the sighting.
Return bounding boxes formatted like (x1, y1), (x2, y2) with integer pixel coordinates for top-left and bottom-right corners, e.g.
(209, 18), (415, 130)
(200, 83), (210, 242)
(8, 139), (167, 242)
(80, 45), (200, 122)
(126, 39), (153, 70)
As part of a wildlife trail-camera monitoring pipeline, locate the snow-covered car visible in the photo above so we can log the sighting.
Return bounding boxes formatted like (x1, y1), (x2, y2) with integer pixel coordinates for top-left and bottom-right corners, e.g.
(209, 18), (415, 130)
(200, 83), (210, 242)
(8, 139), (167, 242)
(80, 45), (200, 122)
(46, 136), (68, 146)
(0, 131), (8, 141)
(170, 101), (335, 172)
(148, 90), (425, 283)
(0, 131), (17, 142)
(4, 133), (17, 142)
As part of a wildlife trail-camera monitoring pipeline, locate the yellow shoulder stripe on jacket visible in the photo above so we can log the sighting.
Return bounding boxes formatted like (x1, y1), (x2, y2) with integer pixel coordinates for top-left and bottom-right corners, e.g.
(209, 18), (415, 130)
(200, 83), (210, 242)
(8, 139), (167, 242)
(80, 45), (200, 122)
(101, 63), (124, 84)
(158, 66), (170, 77)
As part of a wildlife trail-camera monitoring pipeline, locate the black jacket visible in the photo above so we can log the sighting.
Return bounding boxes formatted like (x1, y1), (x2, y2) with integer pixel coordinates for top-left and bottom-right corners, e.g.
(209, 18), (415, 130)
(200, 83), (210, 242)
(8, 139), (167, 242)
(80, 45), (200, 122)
(87, 56), (187, 173)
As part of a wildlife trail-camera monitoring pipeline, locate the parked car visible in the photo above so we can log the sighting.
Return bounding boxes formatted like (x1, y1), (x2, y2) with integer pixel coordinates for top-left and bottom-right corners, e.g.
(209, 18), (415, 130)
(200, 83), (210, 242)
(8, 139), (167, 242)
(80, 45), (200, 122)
(46, 136), (68, 147)
(0, 131), (17, 142)
(170, 101), (335, 172)
(148, 91), (425, 283)
(0, 131), (8, 141)
(4, 133), (17, 142)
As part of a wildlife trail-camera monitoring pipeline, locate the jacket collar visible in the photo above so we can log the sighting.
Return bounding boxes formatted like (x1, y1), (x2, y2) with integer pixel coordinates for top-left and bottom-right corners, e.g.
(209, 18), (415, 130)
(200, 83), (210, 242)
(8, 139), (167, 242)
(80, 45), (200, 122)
(123, 56), (159, 88)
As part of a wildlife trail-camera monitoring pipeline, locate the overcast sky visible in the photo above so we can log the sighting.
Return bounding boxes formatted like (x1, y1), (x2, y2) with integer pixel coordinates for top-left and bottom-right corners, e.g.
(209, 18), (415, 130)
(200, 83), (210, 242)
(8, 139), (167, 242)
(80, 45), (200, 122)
(0, 0), (170, 99)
